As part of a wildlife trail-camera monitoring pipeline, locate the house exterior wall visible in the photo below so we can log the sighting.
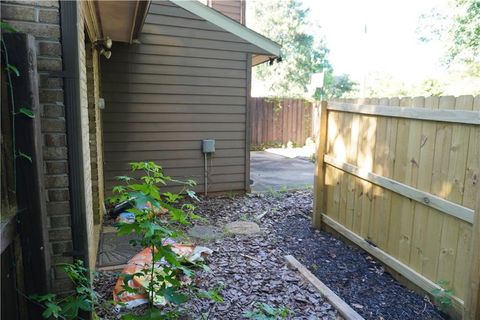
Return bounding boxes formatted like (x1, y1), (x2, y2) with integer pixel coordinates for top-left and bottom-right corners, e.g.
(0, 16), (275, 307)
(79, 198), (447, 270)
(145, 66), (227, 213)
(101, 0), (253, 194)
(208, 0), (245, 25)
(2, 0), (97, 292)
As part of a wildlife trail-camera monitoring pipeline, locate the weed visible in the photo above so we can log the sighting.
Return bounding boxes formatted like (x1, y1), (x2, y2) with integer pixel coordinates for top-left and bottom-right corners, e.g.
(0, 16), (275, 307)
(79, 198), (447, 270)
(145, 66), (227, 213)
(244, 303), (291, 320)
(31, 260), (100, 320)
(108, 162), (201, 317)
(195, 283), (225, 303)
(431, 280), (453, 312)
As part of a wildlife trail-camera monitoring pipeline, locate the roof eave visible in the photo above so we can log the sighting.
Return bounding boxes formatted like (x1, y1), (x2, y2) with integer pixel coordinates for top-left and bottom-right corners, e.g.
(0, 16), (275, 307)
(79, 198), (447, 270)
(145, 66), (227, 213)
(170, 0), (281, 57)
(82, 0), (151, 43)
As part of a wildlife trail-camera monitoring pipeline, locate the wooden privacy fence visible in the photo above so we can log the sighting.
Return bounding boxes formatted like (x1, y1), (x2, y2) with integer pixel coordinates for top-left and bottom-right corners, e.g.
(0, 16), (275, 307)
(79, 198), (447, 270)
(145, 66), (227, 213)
(249, 97), (313, 147)
(313, 96), (480, 318)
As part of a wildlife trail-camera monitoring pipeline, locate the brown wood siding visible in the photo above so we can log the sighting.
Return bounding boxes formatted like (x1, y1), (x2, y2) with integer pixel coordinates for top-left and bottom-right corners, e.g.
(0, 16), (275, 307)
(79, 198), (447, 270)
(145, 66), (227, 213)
(208, 0), (245, 24)
(102, 0), (252, 194)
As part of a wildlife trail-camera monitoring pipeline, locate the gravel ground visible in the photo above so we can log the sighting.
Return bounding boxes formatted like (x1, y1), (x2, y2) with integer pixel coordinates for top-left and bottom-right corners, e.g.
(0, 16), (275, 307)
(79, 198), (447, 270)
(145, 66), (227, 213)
(95, 190), (445, 320)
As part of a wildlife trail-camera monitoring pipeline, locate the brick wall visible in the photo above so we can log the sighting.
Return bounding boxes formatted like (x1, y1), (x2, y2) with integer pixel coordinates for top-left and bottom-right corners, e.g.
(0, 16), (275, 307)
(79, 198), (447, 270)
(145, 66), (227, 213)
(77, 3), (97, 272)
(86, 45), (105, 227)
(2, 0), (97, 292)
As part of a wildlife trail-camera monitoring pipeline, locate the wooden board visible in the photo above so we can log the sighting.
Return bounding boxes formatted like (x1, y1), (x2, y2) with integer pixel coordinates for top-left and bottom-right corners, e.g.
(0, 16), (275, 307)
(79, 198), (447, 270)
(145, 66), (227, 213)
(285, 255), (365, 320)
(316, 97), (479, 311)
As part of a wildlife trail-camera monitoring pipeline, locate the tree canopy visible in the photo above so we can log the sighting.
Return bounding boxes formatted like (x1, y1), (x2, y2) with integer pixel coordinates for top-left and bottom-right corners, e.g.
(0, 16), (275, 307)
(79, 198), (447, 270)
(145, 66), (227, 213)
(248, 0), (356, 99)
(418, 0), (480, 75)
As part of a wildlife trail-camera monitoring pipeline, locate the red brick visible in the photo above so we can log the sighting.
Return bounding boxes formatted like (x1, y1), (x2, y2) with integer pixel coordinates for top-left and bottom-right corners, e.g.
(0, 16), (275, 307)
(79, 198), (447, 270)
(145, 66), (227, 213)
(37, 57), (62, 72)
(40, 89), (64, 103)
(3, 20), (60, 39)
(39, 77), (63, 90)
(48, 228), (72, 241)
(41, 118), (65, 132)
(38, 41), (61, 57)
(43, 146), (67, 160)
(2, 1), (59, 8)
(1, 5), (36, 22)
(38, 9), (59, 24)
(45, 174), (69, 188)
(48, 189), (69, 201)
(46, 201), (70, 216)
(51, 241), (72, 256)
(45, 133), (66, 147)
(45, 161), (68, 174)
(43, 104), (64, 117)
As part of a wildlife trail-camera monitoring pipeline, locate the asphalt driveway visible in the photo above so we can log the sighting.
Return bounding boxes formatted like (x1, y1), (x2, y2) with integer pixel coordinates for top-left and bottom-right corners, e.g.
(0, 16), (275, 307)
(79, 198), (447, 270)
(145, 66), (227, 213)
(250, 151), (315, 192)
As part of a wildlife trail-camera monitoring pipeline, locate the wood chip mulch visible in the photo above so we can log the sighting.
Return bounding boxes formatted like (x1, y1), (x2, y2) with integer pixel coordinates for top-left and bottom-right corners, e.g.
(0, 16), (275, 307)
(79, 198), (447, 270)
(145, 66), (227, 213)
(95, 190), (445, 320)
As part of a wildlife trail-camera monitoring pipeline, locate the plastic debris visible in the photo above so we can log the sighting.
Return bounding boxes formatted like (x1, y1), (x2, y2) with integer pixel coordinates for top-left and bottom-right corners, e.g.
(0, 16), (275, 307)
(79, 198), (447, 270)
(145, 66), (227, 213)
(116, 212), (135, 224)
(113, 241), (212, 309)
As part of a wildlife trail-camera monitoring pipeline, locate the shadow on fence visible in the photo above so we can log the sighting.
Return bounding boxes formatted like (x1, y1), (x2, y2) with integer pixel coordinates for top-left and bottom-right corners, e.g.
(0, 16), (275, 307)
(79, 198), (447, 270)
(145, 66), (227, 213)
(313, 96), (480, 319)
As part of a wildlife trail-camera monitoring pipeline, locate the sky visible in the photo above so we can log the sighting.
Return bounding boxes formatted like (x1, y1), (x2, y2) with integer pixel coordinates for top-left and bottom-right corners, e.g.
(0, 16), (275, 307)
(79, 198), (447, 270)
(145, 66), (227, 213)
(247, 0), (479, 97)
(302, 0), (449, 84)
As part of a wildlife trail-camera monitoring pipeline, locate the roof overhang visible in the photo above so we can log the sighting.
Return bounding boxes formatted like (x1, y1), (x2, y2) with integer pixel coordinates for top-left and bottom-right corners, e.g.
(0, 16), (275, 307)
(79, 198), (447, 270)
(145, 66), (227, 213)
(82, 0), (151, 43)
(170, 0), (281, 66)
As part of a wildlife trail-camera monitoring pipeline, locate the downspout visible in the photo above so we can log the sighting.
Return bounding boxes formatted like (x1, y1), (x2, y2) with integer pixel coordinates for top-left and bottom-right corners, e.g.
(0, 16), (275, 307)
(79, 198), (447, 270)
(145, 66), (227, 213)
(60, 1), (89, 268)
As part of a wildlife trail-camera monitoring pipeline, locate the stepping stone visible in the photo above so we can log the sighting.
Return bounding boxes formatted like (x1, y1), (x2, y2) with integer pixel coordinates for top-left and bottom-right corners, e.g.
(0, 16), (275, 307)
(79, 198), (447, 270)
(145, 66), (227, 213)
(225, 221), (261, 235)
(188, 225), (223, 240)
(97, 232), (140, 267)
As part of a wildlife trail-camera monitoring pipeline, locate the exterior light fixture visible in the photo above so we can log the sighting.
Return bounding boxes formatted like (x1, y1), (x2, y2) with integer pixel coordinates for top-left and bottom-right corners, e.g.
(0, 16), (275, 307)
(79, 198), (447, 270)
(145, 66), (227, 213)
(94, 36), (113, 59)
(99, 48), (112, 59)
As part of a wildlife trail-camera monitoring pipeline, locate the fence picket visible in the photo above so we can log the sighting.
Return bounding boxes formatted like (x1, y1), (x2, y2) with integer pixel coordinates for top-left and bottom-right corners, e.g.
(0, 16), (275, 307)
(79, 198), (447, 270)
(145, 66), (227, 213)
(249, 97), (313, 147)
(314, 96), (479, 318)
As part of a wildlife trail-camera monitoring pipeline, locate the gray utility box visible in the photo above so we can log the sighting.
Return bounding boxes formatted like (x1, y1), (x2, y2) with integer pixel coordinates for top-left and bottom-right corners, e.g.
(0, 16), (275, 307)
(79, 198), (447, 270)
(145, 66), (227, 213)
(202, 139), (215, 153)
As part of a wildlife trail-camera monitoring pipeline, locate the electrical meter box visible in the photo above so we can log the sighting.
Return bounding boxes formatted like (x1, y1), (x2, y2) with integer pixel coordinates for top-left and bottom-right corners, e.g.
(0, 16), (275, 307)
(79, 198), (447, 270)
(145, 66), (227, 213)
(202, 139), (215, 153)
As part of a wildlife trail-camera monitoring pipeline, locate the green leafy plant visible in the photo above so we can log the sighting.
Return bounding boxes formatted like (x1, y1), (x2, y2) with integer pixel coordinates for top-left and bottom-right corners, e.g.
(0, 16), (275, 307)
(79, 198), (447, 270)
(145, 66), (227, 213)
(431, 280), (453, 312)
(109, 162), (201, 318)
(244, 303), (291, 320)
(1, 20), (35, 192)
(196, 283), (225, 303)
(31, 260), (98, 320)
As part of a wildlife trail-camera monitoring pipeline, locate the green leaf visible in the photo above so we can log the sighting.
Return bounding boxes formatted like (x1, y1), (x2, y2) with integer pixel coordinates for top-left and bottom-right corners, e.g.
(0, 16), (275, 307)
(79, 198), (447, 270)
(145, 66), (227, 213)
(122, 309), (165, 320)
(260, 303), (276, 315)
(186, 190), (200, 201)
(30, 293), (56, 302)
(196, 286), (224, 303)
(6, 64), (19, 76)
(163, 287), (188, 305)
(61, 296), (83, 319)
(117, 222), (138, 236)
(116, 175), (133, 182)
(0, 21), (17, 33)
(431, 288), (442, 296)
(18, 107), (35, 118)
(17, 150), (32, 162)
(42, 302), (62, 319)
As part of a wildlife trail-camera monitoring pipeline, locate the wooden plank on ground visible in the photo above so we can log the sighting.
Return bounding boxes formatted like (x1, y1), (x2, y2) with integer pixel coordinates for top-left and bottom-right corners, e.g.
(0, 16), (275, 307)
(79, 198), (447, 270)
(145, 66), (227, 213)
(284, 255), (365, 320)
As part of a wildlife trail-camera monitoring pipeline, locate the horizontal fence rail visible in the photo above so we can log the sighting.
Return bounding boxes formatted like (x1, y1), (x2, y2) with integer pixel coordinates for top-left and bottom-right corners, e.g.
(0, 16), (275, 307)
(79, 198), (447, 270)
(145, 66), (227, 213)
(313, 96), (480, 319)
(249, 97), (313, 147)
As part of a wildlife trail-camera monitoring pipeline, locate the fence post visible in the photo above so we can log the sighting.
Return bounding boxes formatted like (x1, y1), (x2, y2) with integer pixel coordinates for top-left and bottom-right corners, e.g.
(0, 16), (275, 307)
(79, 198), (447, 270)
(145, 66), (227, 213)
(313, 101), (328, 228)
(466, 200), (480, 319)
